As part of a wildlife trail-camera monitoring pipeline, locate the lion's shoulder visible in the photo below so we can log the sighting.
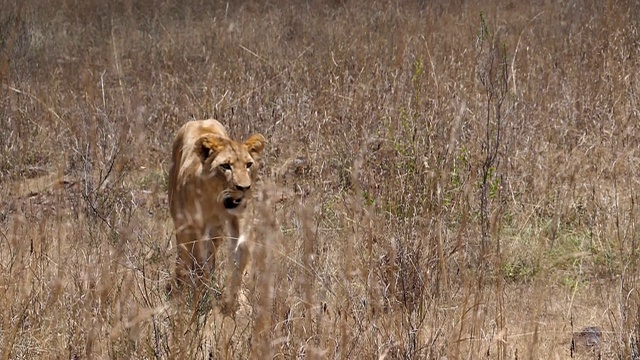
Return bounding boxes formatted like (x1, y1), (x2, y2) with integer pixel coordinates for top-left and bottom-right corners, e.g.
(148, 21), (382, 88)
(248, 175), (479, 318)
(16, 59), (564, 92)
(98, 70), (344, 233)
(171, 119), (231, 171)
(175, 119), (229, 149)
(168, 120), (230, 204)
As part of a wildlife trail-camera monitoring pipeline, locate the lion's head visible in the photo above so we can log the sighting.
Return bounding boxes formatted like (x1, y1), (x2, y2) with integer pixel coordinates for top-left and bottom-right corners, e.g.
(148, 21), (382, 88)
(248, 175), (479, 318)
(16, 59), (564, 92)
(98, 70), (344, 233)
(194, 132), (265, 212)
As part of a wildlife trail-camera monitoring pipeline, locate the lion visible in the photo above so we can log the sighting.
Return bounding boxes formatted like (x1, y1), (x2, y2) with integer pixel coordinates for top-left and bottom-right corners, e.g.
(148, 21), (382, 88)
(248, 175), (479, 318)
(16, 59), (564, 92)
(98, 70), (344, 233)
(168, 119), (265, 311)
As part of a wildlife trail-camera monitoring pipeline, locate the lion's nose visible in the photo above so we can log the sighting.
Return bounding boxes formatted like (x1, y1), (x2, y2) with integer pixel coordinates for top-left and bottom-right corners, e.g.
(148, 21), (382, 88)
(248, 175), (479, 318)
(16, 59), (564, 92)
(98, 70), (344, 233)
(236, 184), (251, 191)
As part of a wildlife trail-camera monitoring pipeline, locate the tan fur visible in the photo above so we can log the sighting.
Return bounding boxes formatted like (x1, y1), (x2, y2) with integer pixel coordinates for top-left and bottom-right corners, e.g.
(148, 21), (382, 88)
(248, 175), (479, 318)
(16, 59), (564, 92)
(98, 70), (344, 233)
(168, 119), (265, 311)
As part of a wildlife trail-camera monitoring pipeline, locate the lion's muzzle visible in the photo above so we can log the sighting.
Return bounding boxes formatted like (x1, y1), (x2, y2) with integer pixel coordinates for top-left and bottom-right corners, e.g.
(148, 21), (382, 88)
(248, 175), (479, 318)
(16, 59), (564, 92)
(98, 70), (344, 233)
(223, 196), (243, 209)
(222, 188), (250, 210)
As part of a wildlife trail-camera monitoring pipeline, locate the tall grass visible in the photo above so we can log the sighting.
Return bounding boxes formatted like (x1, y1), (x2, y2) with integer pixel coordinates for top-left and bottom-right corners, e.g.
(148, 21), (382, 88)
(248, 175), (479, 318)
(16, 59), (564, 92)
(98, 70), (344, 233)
(1, 0), (639, 358)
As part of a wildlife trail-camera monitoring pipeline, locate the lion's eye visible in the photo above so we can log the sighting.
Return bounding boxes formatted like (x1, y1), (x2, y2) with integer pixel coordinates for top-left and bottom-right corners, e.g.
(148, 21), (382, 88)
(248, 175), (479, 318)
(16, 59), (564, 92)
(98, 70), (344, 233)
(246, 162), (253, 169)
(220, 163), (232, 171)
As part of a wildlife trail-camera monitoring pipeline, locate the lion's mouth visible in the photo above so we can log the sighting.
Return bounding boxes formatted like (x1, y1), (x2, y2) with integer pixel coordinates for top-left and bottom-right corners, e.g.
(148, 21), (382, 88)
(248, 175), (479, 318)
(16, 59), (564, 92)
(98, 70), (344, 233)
(223, 196), (243, 209)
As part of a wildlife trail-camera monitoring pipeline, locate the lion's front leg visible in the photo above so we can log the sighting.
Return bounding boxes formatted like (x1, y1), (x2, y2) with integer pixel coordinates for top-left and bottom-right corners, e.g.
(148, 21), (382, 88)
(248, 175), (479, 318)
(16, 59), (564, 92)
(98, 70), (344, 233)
(222, 217), (251, 314)
(174, 225), (215, 289)
(174, 226), (199, 288)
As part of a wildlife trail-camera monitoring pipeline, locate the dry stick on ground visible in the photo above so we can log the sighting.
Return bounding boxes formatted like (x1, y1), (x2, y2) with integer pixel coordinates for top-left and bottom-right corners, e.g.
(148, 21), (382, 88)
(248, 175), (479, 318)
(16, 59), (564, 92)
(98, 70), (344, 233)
(475, 13), (510, 360)
(2, 85), (62, 126)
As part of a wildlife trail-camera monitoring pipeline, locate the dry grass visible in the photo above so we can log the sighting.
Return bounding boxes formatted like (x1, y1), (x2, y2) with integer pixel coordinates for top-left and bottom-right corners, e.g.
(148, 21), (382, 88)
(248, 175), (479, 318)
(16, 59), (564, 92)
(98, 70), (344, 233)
(1, 0), (640, 358)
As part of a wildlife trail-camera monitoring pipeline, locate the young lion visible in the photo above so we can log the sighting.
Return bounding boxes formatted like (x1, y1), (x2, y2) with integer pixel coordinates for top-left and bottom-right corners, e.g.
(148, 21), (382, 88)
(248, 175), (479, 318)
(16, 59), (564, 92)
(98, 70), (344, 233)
(168, 119), (265, 311)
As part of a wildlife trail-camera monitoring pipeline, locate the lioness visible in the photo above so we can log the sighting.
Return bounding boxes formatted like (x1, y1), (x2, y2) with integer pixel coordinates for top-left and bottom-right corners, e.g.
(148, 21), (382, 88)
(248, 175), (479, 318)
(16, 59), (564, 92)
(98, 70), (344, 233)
(168, 119), (265, 310)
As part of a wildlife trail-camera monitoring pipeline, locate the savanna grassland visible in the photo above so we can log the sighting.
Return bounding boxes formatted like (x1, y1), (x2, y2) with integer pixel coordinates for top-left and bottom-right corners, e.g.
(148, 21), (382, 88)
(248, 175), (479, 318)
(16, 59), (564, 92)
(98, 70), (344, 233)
(1, 1), (639, 358)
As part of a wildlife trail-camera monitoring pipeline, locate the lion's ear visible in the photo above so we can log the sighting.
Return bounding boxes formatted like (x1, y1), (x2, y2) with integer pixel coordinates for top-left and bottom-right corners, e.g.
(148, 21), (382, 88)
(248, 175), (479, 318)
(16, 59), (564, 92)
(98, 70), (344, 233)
(196, 134), (226, 161)
(245, 134), (265, 156)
